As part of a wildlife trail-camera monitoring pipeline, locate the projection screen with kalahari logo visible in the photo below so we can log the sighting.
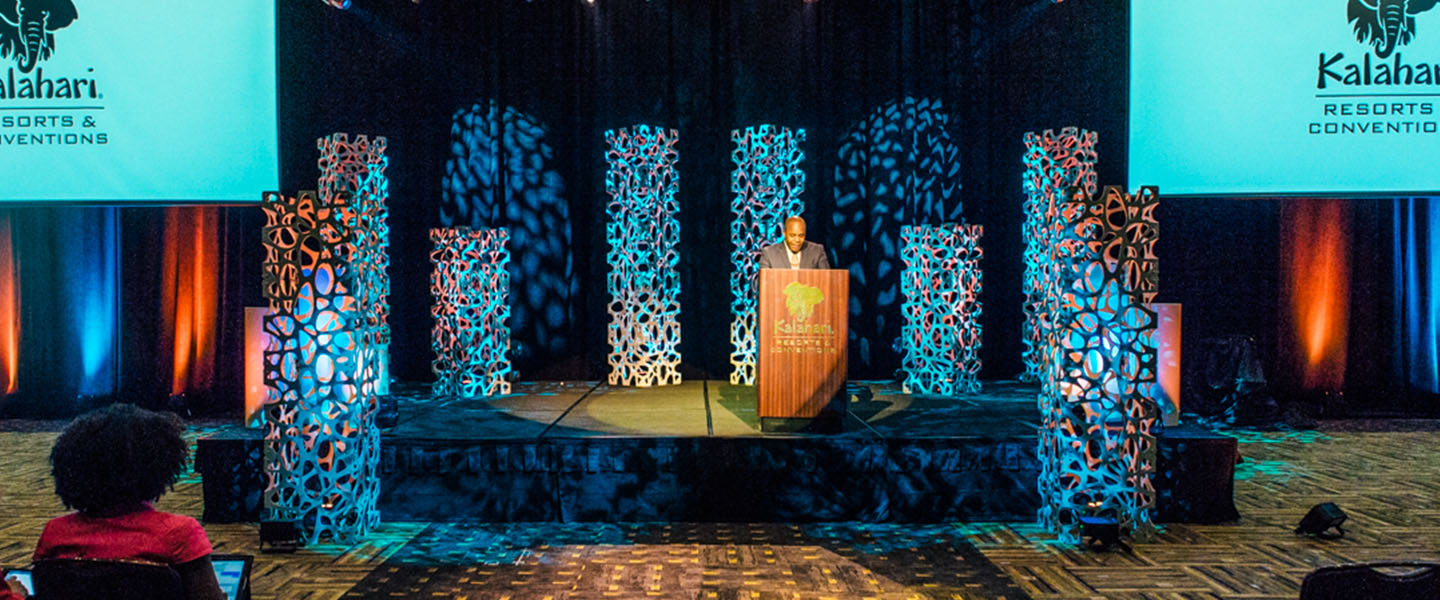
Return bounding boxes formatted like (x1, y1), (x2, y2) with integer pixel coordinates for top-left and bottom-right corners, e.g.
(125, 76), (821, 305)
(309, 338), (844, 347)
(0, 1), (276, 203)
(1130, 0), (1440, 196)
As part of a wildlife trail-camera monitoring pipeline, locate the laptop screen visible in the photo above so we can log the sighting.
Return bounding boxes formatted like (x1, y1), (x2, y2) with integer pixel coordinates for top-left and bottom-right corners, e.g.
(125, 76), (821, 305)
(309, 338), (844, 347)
(8, 558), (248, 599)
(210, 555), (252, 600)
(4, 569), (31, 595)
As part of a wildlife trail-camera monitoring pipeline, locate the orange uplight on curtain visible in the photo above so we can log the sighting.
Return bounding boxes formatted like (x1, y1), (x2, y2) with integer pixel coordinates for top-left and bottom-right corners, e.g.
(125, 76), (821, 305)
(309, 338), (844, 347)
(243, 306), (269, 428)
(161, 207), (220, 396)
(0, 215), (18, 395)
(1281, 199), (1350, 391)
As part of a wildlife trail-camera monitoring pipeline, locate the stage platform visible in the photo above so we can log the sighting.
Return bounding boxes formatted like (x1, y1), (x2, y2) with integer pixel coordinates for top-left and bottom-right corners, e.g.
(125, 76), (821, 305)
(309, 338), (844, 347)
(197, 380), (1239, 525)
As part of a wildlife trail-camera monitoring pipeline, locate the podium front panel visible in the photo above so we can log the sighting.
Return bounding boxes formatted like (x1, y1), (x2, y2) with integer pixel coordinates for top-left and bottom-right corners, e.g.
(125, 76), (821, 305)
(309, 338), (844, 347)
(757, 269), (848, 419)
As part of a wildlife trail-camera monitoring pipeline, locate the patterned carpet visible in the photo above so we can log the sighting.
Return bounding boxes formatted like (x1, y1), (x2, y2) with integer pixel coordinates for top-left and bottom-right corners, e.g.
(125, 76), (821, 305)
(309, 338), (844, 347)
(1, 420), (1438, 599)
(339, 522), (1028, 599)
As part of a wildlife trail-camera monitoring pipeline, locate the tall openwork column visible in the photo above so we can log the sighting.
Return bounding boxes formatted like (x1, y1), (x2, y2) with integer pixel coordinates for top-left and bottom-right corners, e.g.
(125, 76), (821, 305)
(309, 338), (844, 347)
(604, 125), (682, 387)
(898, 223), (983, 395)
(430, 227), (512, 397)
(260, 189), (382, 545)
(1021, 128), (1097, 382)
(729, 125), (806, 385)
(1037, 185), (1160, 544)
(318, 133), (392, 393)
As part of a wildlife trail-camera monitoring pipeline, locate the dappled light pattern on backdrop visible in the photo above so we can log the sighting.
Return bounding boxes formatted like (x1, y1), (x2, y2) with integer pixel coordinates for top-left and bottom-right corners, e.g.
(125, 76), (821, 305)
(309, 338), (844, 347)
(729, 125), (806, 385)
(605, 125), (683, 387)
(430, 227), (512, 397)
(1037, 185), (1159, 545)
(1021, 128), (1098, 382)
(899, 223), (983, 395)
(834, 97), (962, 370)
(443, 100), (575, 360)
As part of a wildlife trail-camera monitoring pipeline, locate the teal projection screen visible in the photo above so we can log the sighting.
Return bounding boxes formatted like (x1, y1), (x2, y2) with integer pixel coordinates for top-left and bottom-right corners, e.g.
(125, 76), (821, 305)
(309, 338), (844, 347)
(0, 1), (277, 203)
(1129, 1), (1440, 196)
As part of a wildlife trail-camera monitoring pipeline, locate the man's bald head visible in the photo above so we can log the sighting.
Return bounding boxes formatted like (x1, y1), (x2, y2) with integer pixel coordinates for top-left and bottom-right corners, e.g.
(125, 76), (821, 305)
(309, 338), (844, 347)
(783, 216), (807, 253)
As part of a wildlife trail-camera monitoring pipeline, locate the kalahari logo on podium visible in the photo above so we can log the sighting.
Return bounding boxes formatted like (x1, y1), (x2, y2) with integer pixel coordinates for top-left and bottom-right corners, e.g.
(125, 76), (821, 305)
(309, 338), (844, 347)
(773, 282), (835, 354)
(782, 282), (824, 323)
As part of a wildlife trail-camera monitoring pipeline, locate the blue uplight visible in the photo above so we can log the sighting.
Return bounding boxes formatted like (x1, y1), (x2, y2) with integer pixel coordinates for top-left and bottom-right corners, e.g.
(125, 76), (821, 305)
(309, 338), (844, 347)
(1395, 197), (1440, 394)
(73, 209), (118, 397)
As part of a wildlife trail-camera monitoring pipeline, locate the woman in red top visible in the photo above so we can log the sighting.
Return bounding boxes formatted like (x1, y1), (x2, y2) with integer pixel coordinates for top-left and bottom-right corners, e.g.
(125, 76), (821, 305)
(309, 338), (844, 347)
(2, 403), (224, 600)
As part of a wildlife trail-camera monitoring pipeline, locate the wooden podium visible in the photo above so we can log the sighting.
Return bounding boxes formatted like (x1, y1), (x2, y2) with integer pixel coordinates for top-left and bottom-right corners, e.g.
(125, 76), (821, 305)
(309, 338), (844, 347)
(757, 269), (848, 432)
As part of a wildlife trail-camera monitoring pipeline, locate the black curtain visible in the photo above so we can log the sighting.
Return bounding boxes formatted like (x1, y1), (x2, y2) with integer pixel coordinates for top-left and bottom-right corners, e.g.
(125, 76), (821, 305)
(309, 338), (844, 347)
(3, 0), (1429, 418)
(273, 0), (1130, 382)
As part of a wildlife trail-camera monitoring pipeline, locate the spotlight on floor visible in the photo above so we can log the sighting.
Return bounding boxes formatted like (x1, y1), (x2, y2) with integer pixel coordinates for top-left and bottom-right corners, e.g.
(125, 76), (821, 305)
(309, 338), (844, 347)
(1295, 502), (1347, 539)
(1079, 515), (1122, 551)
(259, 521), (304, 553)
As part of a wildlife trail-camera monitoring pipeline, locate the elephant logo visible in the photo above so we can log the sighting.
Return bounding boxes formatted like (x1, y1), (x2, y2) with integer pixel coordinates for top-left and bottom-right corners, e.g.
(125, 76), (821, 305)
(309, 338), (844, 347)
(1349, 0), (1440, 58)
(0, 0), (78, 74)
(783, 282), (824, 322)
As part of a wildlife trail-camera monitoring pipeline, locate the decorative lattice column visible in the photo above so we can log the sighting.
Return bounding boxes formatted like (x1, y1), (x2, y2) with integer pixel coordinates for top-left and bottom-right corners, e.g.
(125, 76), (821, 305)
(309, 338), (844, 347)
(604, 125), (682, 387)
(1037, 185), (1159, 545)
(318, 133), (391, 394)
(898, 223), (983, 395)
(1021, 128), (1097, 382)
(430, 227), (512, 397)
(729, 125), (806, 385)
(260, 189), (381, 545)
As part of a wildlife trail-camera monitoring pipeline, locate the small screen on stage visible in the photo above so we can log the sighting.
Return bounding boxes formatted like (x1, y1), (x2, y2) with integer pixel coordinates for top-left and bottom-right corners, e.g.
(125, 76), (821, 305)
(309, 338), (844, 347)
(1129, 1), (1440, 196)
(0, 2), (277, 203)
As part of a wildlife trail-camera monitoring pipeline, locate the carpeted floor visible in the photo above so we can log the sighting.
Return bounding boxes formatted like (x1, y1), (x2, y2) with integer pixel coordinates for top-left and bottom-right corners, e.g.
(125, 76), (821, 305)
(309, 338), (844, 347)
(3, 416), (1440, 598)
(339, 522), (1030, 599)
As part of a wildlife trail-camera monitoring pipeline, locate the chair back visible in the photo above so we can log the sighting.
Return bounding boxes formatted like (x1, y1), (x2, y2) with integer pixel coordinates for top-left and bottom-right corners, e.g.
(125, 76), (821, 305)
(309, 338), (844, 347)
(1299, 561), (1440, 600)
(32, 558), (185, 600)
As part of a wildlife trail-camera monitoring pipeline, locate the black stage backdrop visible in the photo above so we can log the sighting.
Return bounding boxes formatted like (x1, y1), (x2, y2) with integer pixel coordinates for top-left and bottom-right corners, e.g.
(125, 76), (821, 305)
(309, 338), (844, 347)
(273, 0), (1131, 385)
(0, 0), (1426, 417)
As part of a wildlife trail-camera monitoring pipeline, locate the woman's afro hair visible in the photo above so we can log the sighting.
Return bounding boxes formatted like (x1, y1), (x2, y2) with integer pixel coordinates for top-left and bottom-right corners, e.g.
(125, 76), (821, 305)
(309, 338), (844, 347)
(49, 403), (190, 514)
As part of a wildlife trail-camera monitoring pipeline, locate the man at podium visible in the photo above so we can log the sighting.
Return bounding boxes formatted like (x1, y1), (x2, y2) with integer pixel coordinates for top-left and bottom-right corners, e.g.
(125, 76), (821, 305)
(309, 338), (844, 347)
(758, 216), (831, 270)
(754, 215), (845, 432)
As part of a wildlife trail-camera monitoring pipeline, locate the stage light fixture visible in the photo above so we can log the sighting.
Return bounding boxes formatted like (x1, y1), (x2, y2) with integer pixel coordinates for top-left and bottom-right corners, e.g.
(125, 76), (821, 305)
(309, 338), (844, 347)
(1079, 515), (1122, 551)
(1295, 502), (1347, 539)
(320, 0), (351, 9)
(259, 521), (304, 553)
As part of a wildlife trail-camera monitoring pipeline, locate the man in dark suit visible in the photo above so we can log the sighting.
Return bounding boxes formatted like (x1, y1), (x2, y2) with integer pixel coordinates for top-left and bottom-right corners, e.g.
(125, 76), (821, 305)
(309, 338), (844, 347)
(758, 216), (831, 270)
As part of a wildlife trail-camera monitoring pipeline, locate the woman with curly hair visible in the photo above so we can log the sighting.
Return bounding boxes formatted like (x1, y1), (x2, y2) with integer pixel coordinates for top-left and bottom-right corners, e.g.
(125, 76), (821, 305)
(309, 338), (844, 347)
(2, 403), (224, 600)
